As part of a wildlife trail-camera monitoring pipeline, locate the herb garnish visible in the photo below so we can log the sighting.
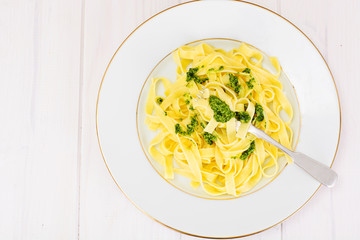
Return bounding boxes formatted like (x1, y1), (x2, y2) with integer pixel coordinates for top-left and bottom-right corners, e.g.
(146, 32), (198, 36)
(228, 73), (241, 94)
(175, 124), (186, 135)
(242, 68), (251, 74)
(156, 97), (164, 104)
(186, 67), (208, 84)
(254, 103), (264, 122)
(235, 111), (251, 123)
(239, 141), (256, 160)
(246, 77), (255, 89)
(175, 115), (199, 136)
(203, 132), (217, 145)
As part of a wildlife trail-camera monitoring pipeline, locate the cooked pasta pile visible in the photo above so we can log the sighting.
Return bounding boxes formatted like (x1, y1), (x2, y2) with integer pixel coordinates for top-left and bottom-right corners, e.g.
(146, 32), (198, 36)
(145, 43), (293, 196)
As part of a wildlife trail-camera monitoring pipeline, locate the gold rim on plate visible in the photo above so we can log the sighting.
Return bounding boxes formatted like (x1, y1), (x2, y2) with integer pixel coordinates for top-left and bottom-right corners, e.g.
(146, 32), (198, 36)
(96, 0), (341, 238)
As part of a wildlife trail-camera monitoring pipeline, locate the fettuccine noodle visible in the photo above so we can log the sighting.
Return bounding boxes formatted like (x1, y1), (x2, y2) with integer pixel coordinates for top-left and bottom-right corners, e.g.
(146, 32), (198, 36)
(145, 43), (293, 196)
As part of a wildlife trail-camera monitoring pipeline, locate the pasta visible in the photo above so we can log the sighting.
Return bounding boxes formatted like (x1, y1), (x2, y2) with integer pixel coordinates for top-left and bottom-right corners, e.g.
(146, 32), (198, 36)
(145, 43), (293, 196)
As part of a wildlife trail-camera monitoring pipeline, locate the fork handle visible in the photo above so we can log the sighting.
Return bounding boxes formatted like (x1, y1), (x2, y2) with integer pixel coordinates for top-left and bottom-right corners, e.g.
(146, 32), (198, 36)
(248, 125), (338, 188)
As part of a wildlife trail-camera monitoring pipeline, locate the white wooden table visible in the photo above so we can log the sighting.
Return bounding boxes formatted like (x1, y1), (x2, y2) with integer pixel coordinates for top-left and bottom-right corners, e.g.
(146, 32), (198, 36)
(1, 0), (358, 239)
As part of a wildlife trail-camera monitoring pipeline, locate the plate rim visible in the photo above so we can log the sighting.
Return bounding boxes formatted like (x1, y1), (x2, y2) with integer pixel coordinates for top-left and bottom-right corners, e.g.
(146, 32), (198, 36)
(95, 0), (341, 238)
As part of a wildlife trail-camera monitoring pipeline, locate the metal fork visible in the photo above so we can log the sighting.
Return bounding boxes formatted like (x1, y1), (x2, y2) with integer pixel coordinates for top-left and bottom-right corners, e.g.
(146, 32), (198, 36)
(195, 88), (338, 187)
(246, 124), (337, 187)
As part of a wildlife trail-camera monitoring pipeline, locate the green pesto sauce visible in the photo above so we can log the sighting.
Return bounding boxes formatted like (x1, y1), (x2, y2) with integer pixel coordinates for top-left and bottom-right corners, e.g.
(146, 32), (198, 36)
(186, 67), (198, 81)
(202, 132), (217, 145)
(189, 105), (195, 111)
(185, 99), (190, 105)
(200, 122), (206, 129)
(186, 67), (208, 84)
(244, 103), (249, 110)
(175, 115), (199, 136)
(175, 124), (186, 135)
(156, 97), (164, 105)
(187, 115), (199, 134)
(207, 66), (224, 73)
(209, 96), (235, 123)
(254, 103), (264, 122)
(246, 77), (255, 89)
(239, 141), (256, 160)
(228, 73), (241, 94)
(235, 111), (251, 123)
(242, 68), (251, 74)
(164, 111), (167, 116)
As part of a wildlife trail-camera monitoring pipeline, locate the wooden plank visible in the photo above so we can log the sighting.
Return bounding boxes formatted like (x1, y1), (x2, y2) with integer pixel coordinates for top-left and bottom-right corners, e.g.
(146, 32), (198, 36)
(0, 0), (82, 239)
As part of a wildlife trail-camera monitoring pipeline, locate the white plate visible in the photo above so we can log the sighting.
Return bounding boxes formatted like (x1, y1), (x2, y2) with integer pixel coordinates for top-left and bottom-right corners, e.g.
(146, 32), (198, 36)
(96, 1), (340, 238)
